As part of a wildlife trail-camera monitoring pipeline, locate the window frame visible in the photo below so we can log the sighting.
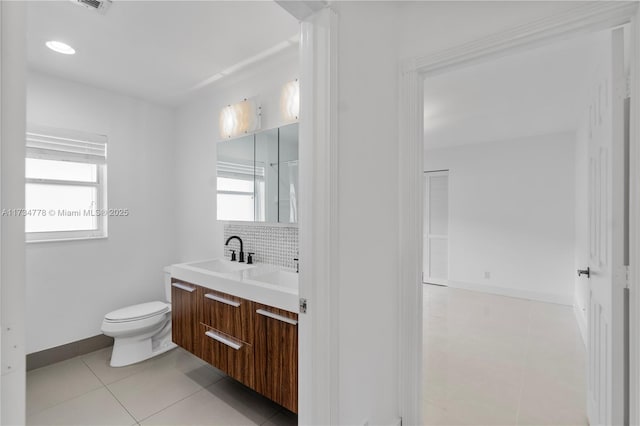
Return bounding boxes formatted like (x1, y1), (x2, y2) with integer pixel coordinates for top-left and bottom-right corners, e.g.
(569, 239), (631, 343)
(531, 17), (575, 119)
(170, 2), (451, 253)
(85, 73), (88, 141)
(25, 125), (108, 243)
(216, 175), (256, 222)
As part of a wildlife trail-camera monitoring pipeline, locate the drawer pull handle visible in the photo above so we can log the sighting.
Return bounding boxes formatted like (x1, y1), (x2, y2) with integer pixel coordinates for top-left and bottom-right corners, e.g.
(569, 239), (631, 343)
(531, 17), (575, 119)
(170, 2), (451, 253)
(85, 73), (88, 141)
(205, 293), (240, 307)
(172, 282), (196, 293)
(205, 330), (242, 350)
(256, 309), (298, 325)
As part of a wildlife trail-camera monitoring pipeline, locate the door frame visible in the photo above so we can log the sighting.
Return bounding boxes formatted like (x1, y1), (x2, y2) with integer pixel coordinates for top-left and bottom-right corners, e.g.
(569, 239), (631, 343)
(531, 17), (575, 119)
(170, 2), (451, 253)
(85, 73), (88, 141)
(397, 2), (640, 424)
(298, 7), (339, 425)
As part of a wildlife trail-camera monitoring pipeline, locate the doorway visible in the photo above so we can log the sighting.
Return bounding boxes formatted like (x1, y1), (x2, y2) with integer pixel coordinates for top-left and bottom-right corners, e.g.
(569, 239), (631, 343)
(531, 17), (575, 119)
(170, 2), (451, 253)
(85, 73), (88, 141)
(419, 24), (631, 426)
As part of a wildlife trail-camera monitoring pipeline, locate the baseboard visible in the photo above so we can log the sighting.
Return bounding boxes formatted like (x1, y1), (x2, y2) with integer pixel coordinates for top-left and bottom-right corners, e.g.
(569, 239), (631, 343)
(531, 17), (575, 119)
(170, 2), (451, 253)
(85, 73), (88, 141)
(26, 334), (113, 371)
(446, 280), (573, 306)
(573, 303), (587, 346)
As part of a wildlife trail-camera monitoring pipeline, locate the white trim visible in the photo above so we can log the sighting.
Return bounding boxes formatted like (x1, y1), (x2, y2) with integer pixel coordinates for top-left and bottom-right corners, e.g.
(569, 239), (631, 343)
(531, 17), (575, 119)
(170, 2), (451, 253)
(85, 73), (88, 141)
(445, 280), (573, 306)
(398, 3), (640, 425)
(423, 277), (447, 286)
(629, 7), (640, 426)
(416, 2), (638, 78)
(397, 57), (423, 426)
(0, 1), (4, 416)
(298, 7), (338, 426)
(0, 2), (26, 424)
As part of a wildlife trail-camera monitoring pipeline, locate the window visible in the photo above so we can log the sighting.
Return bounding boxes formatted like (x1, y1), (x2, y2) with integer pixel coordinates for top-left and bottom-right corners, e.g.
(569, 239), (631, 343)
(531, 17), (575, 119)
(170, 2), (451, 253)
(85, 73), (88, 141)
(25, 125), (107, 242)
(216, 160), (255, 221)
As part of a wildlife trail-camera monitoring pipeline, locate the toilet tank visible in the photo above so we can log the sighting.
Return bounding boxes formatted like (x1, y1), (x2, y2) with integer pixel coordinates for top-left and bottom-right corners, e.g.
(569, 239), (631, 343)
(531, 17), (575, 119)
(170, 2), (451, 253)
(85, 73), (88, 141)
(164, 269), (172, 303)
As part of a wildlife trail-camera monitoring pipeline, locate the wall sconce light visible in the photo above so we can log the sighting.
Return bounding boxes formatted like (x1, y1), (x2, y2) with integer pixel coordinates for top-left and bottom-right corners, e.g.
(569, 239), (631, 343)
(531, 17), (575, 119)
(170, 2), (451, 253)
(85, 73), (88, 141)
(219, 98), (261, 139)
(280, 79), (299, 122)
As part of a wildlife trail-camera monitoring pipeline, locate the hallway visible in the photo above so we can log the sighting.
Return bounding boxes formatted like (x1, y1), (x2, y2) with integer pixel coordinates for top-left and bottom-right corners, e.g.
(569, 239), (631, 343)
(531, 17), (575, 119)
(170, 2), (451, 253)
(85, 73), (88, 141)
(423, 285), (586, 425)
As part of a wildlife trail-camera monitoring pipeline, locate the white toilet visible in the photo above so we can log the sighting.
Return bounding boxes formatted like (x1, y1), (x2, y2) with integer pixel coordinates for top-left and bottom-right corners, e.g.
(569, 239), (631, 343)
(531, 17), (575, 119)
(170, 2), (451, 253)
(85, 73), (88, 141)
(101, 272), (177, 367)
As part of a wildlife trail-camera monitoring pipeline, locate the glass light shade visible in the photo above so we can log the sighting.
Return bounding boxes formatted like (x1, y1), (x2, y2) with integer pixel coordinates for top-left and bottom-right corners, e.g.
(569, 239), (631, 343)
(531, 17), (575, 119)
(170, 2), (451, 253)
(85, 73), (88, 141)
(280, 80), (299, 122)
(219, 99), (260, 139)
(46, 40), (76, 55)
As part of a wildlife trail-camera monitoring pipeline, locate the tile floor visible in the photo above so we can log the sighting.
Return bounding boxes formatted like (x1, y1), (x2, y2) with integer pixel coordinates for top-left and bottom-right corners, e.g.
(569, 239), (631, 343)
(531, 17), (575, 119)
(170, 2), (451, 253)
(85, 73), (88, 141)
(26, 346), (297, 426)
(423, 284), (587, 426)
(27, 285), (586, 426)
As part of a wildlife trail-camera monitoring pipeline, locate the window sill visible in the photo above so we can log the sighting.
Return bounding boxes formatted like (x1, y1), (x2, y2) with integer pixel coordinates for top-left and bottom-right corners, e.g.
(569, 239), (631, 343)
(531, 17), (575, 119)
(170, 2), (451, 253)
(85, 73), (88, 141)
(26, 235), (108, 244)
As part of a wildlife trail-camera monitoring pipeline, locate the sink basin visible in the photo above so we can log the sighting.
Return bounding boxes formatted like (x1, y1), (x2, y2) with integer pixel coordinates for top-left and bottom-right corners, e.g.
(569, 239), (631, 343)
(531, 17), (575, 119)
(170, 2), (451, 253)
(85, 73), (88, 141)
(169, 258), (298, 312)
(186, 259), (254, 274)
(248, 270), (298, 290)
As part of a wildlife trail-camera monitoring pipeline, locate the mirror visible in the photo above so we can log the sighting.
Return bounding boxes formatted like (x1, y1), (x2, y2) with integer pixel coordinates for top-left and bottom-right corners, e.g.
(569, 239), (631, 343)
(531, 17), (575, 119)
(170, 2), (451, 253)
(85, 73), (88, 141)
(216, 134), (256, 221)
(255, 128), (278, 222)
(216, 123), (298, 223)
(278, 124), (298, 224)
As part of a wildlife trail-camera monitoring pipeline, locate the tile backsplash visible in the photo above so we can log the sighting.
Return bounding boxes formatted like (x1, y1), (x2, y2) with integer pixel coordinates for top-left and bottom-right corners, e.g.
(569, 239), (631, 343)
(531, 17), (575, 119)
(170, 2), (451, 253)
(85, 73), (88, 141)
(223, 224), (298, 269)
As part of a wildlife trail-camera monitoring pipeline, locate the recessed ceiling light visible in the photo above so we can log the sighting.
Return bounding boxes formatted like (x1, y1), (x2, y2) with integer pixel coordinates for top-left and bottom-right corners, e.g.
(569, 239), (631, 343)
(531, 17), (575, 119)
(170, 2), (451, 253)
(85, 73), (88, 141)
(46, 41), (75, 55)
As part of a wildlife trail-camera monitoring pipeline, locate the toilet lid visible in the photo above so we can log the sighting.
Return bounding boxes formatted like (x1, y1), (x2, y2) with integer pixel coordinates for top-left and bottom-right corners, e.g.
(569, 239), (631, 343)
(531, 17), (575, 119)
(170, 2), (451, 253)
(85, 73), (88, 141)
(104, 301), (169, 323)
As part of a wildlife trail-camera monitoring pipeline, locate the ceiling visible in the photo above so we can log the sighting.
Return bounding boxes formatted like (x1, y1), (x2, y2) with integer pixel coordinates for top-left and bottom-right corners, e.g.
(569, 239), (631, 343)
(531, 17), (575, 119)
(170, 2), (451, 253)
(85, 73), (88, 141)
(423, 31), (608, 150)
(27, 1), (299, 105)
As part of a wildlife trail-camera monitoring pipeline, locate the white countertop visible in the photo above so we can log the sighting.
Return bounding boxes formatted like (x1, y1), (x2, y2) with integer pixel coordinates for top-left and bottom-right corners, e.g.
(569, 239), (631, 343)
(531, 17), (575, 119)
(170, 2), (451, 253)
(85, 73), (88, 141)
(167, 258), (299, 313)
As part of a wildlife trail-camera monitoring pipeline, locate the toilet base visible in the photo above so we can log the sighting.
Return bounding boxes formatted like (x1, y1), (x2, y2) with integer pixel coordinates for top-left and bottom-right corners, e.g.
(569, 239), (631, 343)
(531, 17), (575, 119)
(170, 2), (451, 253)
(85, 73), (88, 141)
(109, 317), (177, 367)
(110, 336), (177, 367)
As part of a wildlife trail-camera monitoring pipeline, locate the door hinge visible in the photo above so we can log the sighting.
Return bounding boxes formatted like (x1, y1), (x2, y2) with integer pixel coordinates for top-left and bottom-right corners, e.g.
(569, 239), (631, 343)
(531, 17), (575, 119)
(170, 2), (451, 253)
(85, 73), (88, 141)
(299, 298), (307, 314)
(626, 265), (630, 289)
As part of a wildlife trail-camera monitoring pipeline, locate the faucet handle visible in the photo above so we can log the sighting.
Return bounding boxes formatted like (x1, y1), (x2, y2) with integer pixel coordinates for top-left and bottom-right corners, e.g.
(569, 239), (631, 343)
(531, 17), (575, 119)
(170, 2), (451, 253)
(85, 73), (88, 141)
(247, 253), (255, 265)
(230, 250), (237, 261)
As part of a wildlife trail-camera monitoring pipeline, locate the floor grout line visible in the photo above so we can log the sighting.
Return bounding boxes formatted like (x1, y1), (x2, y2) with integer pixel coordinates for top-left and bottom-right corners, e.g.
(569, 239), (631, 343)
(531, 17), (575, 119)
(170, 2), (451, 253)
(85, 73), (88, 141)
(26, 357), (105, 418)
(81, 357), (139, 425)
(132, 375), (225, 424)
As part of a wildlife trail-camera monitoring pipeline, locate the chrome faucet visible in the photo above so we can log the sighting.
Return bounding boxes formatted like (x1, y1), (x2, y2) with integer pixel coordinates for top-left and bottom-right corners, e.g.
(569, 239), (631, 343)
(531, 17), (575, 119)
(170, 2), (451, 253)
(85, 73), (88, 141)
(225, 236), (245, 262)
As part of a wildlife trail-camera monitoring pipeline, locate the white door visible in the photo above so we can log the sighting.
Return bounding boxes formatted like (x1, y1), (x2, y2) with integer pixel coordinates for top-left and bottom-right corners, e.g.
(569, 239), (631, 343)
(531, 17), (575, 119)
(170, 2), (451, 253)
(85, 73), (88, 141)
(423, 171), (449, 285)
(585, 27), (627, 426)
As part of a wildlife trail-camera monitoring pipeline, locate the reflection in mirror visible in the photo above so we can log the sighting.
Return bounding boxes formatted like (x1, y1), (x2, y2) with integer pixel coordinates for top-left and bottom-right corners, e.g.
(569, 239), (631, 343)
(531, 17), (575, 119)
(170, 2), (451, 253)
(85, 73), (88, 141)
(216, 134), (255, 221)
(255, 128), (278, 222)
(279, 123), (298, 223)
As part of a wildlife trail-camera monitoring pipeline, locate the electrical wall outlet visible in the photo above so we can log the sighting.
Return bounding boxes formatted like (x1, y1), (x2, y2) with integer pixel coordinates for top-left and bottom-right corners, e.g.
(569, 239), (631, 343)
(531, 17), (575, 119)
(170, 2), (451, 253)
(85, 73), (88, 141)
(484, 271), (491, 279)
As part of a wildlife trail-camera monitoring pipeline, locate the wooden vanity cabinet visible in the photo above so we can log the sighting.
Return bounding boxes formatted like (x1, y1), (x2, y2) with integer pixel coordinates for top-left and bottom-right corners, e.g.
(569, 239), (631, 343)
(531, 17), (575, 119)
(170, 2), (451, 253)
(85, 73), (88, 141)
(200, 288), (254, 343)
(198, 287), (256, 388)
(170, 280), (199, 354)
(199, 324), (255, 388)
(254, 304), (299, 413)
(170, 279), (298, 413)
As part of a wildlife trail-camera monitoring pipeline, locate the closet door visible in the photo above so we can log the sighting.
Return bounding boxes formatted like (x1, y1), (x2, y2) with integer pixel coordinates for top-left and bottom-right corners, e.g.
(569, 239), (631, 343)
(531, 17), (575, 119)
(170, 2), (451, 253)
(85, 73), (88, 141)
(423, 171), (449, 285)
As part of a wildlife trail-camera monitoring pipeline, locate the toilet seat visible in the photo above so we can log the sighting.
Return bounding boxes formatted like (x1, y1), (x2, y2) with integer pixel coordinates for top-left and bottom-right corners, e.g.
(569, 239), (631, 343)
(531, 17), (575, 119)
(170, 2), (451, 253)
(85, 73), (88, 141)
(104, 301), (169, 323)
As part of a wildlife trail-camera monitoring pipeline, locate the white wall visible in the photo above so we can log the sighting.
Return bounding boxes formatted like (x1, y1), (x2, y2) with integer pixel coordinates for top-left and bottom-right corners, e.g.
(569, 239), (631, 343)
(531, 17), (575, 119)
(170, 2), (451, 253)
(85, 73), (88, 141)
(25, 71), (177, 353)
(424, 132), (577, 304)
(331, 3), (400, 424)
(174, 47), (298, 262)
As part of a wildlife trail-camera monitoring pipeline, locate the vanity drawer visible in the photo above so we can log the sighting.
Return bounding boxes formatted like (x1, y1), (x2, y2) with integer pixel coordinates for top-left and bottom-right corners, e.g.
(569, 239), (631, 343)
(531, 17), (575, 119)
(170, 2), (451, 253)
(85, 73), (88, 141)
(199, 324), (255, 388)
(200, 289), (254, 343)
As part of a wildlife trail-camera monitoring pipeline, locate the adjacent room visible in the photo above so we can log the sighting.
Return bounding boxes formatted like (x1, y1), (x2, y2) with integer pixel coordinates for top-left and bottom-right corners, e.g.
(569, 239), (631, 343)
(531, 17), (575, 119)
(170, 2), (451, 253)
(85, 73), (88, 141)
(421, 27), (624, 425)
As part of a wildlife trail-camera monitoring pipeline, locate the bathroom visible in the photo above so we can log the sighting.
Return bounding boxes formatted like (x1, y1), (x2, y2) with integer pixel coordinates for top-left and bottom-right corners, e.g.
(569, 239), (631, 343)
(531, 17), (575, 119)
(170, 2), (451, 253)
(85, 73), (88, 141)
(24, 1), (301, 424)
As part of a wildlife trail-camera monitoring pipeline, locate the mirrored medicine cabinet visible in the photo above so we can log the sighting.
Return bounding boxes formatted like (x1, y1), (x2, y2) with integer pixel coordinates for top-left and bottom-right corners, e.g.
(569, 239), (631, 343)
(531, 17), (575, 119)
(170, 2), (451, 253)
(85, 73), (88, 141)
(216, 123), (298, 224)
